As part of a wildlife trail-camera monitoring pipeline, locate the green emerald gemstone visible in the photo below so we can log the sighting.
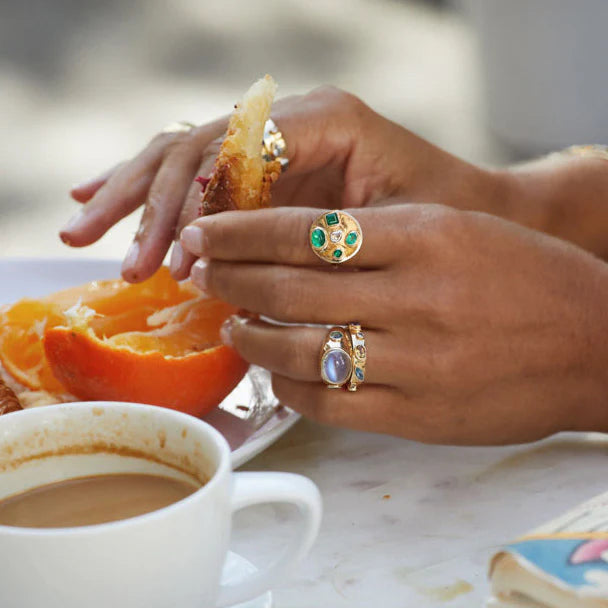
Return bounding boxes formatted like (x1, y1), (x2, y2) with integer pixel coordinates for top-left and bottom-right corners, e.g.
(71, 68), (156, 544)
(333, 249), (343, 260)
(325, 212), (339, 226)
(311, 228), (326, 248)
(345, 231), (358, 246)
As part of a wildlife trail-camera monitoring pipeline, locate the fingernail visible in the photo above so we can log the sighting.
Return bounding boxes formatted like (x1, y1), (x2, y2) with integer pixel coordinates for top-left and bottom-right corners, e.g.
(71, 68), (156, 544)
(169, 241), (184, 274)
(60, 209), (85, 233)
(191, 258), (208, 292)
(71, 178), (95, 191)
(181, 225), (205, 255)
(122, 241), (140, 273)
(220, 318), (234, 347)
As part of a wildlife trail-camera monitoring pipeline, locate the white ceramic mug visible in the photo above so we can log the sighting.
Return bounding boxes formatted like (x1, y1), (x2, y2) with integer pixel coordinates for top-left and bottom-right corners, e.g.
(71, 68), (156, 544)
(0, 402), (322, 608)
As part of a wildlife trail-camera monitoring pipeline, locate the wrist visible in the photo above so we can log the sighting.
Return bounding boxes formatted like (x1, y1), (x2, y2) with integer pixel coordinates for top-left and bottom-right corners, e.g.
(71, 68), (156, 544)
(500, 154), (608, 258)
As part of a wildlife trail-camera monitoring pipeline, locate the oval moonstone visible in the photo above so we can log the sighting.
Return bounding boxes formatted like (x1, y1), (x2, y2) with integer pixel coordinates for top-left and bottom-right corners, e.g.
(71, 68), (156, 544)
(322, 349), (352, 385)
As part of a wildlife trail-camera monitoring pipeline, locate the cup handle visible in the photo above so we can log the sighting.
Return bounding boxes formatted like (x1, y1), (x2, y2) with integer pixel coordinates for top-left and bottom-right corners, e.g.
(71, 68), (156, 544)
(215, 471), (322, 608)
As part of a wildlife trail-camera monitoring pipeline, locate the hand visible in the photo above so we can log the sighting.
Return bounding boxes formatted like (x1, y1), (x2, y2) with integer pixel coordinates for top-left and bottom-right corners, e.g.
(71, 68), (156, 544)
(180, 204), (608, 445)
(59, 86), (501, 283)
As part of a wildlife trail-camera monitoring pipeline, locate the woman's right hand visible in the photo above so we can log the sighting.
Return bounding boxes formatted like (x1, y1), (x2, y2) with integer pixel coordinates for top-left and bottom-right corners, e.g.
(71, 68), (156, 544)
(59, 86), (504, 283)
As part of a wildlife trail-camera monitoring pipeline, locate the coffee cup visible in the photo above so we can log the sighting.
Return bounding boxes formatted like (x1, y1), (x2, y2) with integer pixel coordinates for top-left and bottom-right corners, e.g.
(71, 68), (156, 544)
(0, 401), (322, 608)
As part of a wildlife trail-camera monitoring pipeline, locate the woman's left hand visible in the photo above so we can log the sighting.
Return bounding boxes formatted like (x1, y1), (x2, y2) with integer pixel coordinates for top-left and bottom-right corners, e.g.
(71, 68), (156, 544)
(181, 204), (608, 445)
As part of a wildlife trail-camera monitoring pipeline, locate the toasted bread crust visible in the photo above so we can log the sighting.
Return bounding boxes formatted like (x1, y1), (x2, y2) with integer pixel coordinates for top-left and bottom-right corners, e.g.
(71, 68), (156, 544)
(201, 75), (280, 215)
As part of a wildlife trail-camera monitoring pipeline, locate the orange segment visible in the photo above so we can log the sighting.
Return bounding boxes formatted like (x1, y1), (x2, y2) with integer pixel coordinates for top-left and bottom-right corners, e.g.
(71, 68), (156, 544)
(0, 268), (249, 416)
(0, 267), (190, 392)
(43, 299), (248, 417)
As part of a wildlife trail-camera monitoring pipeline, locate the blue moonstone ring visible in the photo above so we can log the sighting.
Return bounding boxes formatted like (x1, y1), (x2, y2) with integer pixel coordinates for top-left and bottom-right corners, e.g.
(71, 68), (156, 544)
(320, 327), (353, 389)
(320, 324), (367, 390)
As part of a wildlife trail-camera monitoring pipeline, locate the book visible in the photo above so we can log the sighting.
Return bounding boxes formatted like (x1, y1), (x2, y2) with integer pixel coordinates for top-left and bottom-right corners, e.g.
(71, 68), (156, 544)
(488, 490), (608, 607)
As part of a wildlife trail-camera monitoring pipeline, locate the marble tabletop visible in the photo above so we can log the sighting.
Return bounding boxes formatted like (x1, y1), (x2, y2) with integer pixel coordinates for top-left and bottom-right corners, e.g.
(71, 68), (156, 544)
(237, 421), (608, 607)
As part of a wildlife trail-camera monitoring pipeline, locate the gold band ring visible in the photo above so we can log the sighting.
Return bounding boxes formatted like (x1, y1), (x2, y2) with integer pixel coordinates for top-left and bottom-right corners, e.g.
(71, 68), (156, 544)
(262, 118), (288, 172)
(347, 323), (366, 391)
(310, 210), (363, 264)
(320, 327), (353, 389)
(561, 144), (608, 162)
(162, 121), (196, 134)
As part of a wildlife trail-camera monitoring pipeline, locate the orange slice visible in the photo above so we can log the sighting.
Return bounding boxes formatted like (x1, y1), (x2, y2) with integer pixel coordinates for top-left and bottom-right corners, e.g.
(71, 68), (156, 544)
(0, 268), (248, 416)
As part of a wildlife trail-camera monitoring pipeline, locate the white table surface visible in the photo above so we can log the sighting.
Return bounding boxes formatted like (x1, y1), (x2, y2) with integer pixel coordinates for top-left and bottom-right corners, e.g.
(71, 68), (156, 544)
(236, 421), (608, 607)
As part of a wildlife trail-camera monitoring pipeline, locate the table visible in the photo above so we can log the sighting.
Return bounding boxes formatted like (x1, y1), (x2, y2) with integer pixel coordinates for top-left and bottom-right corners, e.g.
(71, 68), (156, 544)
(237, 421), (608, 607)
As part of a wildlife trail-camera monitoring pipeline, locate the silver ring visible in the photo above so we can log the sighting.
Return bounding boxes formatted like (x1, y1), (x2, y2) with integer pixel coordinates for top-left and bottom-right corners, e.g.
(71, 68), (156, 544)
(162, 121), (195, 134)
(262, 118), (289, 172)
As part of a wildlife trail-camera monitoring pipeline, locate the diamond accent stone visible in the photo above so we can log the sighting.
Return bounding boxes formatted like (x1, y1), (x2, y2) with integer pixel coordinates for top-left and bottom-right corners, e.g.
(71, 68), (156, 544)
(345, 231), (358, 246)
(330, 230), (343, 243)
(311, 228), (326, 248)
(322, 349), (352, 385)
(325, 212), (339, 226)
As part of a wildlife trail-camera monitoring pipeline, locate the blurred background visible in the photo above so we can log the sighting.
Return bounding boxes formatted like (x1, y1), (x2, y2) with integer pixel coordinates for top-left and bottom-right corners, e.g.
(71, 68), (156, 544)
(2, 0), (608, 261)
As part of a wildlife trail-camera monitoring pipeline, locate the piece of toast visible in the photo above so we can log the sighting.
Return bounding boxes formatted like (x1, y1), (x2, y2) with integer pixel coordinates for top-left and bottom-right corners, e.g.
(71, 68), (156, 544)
(200, 75), (282, 215)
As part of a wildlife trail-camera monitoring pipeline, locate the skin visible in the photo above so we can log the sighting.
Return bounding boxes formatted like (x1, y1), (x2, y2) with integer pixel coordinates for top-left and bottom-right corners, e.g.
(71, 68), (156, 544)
(180, 205), (608, 445)
(60, 86), (608, 444)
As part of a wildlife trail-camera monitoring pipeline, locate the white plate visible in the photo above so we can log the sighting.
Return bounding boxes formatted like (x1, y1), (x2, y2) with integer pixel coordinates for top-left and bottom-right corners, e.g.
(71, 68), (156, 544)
(0, 257), (299, 468)
(221, 551), (272, 608)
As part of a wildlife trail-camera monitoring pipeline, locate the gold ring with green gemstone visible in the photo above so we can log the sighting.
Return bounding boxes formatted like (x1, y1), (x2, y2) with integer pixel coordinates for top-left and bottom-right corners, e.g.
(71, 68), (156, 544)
(309, 210), (362, 264)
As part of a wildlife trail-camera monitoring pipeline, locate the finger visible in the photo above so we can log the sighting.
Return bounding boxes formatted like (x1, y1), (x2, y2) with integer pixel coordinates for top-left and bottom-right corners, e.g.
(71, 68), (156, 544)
(221, 316), (395, 386)
(121, 137), (203, 282)
(271, 373), (404, 435)
(191, 259), (382, 325)
(170, 138), (223, 279)
(268, 89), (357, 176)
(69, 162), (126, 203)
(181, 207), (395, 269)
(60, 133), (173, 247)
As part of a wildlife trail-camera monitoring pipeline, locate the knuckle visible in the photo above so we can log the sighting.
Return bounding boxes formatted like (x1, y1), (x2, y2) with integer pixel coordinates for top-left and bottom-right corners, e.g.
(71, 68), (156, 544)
(204, 262), (228, 299)
(279, 334), (311, 379)
(272, 211), (308, 262)
(264, 268), (299, 319)
(307, 85), (361, 112)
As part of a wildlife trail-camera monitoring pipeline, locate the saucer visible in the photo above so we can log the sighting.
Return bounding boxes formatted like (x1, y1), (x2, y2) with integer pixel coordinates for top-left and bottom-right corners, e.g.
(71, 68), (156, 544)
(221, 551), (272, 608)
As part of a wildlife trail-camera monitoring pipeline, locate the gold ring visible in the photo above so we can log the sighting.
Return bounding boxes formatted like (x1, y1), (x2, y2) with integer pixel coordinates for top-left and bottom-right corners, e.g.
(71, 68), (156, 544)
(262, 118), (288, 172)
(560, 144), (608, 162)
(320, 327), (353, 389)
(347, 323), (366, 391)
(309, 210), (363, 264)
(162, 121), (196, 134)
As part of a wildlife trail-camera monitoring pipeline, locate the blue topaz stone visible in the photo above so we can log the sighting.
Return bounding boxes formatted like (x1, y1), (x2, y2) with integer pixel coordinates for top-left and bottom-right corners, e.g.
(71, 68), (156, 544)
(322, 349), (352, 386)
(355, 367), (364, 381)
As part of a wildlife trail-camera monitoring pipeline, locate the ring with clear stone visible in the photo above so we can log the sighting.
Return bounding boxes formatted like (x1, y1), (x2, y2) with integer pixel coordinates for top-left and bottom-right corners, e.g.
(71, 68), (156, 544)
(161, 121), (196, 134)
(262, 118), (289, 172)
(309, 210), (363, 264)
(319, 326), (353, 389)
